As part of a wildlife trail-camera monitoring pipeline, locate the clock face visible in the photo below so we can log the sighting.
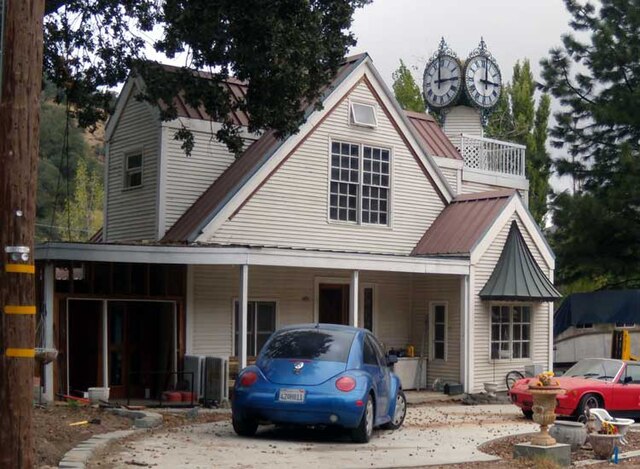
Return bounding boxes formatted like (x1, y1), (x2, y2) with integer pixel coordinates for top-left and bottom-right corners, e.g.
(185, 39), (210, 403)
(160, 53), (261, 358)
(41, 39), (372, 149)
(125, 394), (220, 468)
(464, 55), (502, 108)
(422, 54), (462, 109)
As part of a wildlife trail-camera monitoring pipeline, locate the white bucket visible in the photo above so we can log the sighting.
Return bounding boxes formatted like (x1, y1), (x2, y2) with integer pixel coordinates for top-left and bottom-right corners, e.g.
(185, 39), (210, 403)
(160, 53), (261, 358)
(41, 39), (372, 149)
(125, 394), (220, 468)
(88, 387), (110, 403)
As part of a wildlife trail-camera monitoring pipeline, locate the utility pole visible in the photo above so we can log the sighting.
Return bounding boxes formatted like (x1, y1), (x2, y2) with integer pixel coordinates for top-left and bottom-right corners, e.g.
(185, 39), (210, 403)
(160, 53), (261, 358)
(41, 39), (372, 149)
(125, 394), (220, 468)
(0, 1), (46, 468)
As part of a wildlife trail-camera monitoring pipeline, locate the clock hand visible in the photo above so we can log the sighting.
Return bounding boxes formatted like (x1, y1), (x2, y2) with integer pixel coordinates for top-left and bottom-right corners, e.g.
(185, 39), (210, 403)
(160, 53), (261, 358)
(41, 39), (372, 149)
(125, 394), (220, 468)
(437, 58), (441, 90)
(484, 58), (488, 90)
(434, 77), (458, 84)
(480, 78), (500, 87)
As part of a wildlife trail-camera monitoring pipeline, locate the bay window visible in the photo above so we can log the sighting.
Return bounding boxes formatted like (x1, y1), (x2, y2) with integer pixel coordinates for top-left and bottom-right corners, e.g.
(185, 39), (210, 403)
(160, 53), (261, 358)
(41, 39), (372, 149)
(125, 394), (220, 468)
(490, 305), (531, 359)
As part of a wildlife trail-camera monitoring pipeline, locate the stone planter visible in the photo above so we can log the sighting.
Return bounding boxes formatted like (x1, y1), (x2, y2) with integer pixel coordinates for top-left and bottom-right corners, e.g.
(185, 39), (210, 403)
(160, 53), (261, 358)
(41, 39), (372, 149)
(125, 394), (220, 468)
(549, 421), (587, 450)
(587, 433), (622, 459)
(529, 385), (565, 446)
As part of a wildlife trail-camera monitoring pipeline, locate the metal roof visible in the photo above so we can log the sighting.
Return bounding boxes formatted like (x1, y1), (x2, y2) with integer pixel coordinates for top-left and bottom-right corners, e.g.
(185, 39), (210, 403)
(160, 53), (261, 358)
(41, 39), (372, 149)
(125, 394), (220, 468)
(480, 221), (561, 302)
(412, 190), (515, 256)
(404, 111), (462, 160)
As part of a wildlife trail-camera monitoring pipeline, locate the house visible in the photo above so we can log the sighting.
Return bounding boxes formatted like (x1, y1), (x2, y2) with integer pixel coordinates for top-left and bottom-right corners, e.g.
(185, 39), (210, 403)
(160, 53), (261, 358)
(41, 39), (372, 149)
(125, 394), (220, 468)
(554, 290), (640, 366)
(35, 53), (560, 402)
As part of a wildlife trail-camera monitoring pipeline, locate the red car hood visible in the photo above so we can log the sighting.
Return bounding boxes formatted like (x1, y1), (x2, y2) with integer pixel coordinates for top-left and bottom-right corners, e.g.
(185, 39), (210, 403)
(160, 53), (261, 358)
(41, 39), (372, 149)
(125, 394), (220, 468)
(513, 376), (611, 393)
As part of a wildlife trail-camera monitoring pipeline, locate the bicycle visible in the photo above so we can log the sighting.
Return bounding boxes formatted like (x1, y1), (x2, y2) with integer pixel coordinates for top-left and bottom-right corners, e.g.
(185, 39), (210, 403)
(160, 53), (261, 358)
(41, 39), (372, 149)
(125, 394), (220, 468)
(505, 369), (533, 390)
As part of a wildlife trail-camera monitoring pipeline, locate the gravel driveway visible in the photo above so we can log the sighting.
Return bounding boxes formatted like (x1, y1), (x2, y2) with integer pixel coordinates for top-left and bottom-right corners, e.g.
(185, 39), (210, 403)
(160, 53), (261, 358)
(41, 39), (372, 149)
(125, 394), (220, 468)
(93, 404), (537, 468)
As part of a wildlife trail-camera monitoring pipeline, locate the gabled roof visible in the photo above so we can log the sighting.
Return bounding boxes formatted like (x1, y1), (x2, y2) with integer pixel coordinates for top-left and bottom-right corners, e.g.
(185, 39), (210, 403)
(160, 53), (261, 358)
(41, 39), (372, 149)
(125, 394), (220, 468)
(162, 54), (368, 243)
(405, 111), (462, 160)
(480, 221), (561, 302)
(412, 190), (515, 256)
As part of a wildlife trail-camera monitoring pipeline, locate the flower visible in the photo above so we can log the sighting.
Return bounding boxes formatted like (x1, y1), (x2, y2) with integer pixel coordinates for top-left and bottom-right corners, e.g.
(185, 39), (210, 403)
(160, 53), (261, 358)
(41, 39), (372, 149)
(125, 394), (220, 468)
(599, 421), (618, 435)
(534, 371), (558, 387)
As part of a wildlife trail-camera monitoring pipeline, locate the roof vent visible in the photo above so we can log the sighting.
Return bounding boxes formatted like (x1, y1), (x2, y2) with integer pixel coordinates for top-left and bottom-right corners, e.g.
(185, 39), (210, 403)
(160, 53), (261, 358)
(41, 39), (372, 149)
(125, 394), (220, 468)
(350, 102), (377, 128)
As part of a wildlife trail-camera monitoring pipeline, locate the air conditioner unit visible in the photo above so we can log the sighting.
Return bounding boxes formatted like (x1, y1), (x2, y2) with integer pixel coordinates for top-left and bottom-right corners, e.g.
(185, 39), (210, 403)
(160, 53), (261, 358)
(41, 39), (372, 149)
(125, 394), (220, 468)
(203, 356), (229, 405)
(183, 355), (206, 399)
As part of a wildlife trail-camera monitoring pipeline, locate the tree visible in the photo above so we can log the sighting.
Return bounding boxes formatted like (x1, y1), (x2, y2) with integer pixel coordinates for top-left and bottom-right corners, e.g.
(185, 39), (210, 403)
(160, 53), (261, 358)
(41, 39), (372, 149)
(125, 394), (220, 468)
(486, 60), (552, 226)
(60, 158), (104, 242)
(43, 0), (370, 154)
(392, 60), (425, 112)
(541, 0), (640, 289)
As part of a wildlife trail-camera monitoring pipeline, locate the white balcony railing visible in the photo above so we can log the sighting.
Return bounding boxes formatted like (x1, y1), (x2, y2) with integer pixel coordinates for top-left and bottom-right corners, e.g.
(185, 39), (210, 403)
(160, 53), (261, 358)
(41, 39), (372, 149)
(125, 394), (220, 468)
(452, 134), (526, 177)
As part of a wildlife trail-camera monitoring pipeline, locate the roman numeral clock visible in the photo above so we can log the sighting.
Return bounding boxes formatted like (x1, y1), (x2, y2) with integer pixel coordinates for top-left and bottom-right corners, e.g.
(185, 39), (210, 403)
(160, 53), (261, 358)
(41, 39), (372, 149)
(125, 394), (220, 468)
(423, 38), (502, 126)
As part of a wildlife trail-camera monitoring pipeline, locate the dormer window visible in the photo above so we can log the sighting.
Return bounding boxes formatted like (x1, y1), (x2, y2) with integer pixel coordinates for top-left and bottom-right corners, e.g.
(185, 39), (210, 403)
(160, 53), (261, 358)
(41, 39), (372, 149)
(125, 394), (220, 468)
(350, 102), (377, 128)
(124, 151), (143, 189)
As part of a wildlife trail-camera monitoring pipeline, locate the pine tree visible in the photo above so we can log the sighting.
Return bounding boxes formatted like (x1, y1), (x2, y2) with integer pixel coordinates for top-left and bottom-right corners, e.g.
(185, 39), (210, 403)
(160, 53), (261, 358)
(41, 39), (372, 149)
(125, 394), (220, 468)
(486, 60), (552, 226)
(542, 0), (640, 288)
(392, 60), (425, 113)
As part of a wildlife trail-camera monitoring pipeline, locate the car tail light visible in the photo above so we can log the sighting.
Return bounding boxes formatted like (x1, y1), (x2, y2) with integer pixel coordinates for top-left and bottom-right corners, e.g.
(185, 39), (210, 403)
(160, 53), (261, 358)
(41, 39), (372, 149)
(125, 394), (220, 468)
(335, 376), (356, 392)
(239, 371), (258, 387)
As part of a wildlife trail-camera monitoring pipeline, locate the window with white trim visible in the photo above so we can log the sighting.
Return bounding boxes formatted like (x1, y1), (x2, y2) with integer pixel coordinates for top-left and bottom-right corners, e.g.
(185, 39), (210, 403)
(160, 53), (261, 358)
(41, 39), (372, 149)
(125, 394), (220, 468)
(431, 303), (447, 360)
(234, 301), (276, 356)
(350, 102), (377, 128)
(124, 152), (143, 189)
(329, 141), (390, 225)
(491, 305), (531, 359)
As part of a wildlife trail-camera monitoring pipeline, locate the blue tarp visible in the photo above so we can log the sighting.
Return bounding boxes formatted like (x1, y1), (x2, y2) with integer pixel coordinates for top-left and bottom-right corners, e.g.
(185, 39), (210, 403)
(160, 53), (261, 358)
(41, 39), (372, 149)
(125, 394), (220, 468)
(554, 290), (640, 337)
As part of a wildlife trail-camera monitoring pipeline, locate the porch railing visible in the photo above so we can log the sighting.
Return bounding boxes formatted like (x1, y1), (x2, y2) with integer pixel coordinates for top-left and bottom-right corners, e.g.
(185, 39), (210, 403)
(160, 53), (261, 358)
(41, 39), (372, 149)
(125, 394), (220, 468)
(452, 134), (526, 177)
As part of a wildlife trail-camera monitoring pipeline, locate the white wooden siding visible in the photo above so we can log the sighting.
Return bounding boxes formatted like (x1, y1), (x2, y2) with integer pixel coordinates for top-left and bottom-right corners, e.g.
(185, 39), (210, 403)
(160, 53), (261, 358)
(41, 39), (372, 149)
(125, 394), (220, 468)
(470, 213), (552, 392)
(163, 129), (239, 233)
(190, 265), (414, 357)
(106, 94), (159, 241)
(437, 167), (459, 193)
(206, 81), (445, 254)
(461, 179), (503, 195)
(410, 275), (461, 384)
(443, 106), (483, 139)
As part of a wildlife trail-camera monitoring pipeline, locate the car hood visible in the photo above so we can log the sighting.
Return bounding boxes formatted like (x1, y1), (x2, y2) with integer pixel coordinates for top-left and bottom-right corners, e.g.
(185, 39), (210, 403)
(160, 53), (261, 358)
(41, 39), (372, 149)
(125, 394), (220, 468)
(259, 358), (347, 386)
(514, 376), (611, 392)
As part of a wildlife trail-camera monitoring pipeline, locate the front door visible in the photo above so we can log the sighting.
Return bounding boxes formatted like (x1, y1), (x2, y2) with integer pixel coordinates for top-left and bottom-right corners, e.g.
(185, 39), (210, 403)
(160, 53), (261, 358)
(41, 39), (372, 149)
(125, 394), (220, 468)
(318, 284), (350, 325)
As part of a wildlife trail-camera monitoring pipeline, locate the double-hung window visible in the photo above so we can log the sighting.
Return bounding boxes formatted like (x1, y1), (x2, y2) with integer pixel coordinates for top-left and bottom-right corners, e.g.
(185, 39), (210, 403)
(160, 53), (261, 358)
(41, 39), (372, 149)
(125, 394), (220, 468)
(124, 152), (143, 189)
(329, 141), (390, 225)
(491, 305), (531, 359)
(234, 301), (276, 357)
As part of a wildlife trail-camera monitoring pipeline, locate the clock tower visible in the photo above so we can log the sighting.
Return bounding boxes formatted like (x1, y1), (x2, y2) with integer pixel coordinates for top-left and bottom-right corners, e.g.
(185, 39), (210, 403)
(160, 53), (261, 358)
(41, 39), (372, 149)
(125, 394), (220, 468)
(423, 38), (502, 139)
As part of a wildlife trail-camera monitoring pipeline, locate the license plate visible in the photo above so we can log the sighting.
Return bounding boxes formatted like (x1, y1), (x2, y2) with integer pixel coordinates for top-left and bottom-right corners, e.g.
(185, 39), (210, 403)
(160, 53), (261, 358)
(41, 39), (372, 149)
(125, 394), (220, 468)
(279, 388), (305, 403)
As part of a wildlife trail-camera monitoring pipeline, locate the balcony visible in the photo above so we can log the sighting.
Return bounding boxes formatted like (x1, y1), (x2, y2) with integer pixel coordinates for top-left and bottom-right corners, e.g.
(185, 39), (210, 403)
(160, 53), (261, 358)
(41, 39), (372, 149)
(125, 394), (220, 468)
(452, 134), (526, 178)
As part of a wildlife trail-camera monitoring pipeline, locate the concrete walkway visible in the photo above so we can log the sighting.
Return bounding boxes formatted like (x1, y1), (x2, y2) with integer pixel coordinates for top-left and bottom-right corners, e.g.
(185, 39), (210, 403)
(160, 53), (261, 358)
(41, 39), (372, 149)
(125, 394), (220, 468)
(95, 404), (536, 468)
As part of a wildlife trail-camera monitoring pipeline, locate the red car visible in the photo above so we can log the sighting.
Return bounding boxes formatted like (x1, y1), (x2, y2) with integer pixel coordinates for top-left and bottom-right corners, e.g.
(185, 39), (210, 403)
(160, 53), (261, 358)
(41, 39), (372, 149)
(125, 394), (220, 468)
(509, 358), (640, 419)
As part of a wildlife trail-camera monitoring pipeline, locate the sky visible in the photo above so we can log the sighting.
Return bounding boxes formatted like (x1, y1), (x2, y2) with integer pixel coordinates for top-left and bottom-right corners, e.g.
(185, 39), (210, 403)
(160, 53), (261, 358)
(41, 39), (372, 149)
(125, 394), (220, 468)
(348, 0), (575, 192)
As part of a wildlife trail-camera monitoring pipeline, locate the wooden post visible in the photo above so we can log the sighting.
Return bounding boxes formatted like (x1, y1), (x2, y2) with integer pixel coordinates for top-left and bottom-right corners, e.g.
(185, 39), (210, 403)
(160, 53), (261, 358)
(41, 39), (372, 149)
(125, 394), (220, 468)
(0, 1), (45, 467)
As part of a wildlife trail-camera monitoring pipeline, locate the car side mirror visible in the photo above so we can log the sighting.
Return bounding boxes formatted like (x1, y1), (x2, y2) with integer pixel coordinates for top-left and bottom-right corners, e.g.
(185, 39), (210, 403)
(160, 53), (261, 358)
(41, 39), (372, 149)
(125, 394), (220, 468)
(624, 376), (633, 384)
(386, 354), (398, 367)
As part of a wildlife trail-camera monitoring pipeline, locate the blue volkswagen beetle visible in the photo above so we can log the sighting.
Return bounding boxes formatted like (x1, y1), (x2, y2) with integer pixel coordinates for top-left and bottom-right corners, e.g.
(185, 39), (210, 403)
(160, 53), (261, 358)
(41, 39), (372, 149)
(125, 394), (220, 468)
(232, 323), (407, 443)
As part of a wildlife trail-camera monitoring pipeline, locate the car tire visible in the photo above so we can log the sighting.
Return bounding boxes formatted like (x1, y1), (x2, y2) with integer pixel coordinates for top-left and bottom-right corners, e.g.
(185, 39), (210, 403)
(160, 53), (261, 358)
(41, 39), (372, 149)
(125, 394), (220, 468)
(382, 390), (407, 430)
(577, 393), (602, 419)
(232, 414), (258, 437)
(351, 394), (374, 443)
(522, 409), (533, 420)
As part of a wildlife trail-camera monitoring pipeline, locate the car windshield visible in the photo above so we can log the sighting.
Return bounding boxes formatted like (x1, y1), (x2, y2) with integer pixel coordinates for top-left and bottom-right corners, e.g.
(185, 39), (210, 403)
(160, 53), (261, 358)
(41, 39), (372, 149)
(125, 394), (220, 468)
(563, 359), (623, 382)
(260, 328), (355, 363)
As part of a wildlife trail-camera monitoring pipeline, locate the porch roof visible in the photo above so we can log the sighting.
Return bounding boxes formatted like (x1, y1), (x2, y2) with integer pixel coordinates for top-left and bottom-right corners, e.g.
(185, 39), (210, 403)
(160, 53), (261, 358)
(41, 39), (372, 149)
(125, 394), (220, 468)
(35, 242), (470, 276)
(479, 221), (561, 302)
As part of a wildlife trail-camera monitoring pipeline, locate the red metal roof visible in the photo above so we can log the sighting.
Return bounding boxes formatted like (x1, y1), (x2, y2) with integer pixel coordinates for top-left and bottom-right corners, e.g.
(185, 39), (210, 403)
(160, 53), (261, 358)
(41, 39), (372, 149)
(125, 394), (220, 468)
(162, 54), (368, 243)
(405, 111), (462, 160)
(412, 190), (515, 256)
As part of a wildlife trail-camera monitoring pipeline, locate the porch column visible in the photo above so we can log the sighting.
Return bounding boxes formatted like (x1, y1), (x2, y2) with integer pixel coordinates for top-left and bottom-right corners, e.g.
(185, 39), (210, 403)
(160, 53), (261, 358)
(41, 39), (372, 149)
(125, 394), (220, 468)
(349, 271), (359, 327)
(43, 262), (55, 401)
(239, 264), (249, 369)
(460, 275), (470, 393)
(102, 301), (108, 387)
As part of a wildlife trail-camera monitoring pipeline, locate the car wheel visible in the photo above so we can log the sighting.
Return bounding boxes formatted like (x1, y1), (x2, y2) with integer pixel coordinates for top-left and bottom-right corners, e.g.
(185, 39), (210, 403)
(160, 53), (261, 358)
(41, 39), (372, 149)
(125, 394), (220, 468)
(577, 393), (602, 419)
(232, 414), (258, 437)
(522, 409), (533, 420)
(351, 395), (374, 443)
(382, 390), (407, 430)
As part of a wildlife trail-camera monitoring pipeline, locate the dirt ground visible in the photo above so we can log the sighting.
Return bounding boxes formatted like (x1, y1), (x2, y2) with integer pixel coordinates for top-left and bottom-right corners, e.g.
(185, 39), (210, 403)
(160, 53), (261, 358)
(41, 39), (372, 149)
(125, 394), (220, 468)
(34, 404), (230, 468)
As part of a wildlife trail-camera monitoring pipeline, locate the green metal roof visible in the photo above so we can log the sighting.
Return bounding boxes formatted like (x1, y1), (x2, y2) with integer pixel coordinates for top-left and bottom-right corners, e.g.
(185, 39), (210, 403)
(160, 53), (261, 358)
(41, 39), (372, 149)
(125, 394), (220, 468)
(480, 221), (561, 302)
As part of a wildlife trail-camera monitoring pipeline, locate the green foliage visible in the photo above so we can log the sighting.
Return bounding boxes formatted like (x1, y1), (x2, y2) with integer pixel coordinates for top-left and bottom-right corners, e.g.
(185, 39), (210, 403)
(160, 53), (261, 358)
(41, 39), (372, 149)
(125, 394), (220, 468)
(60, 158), (104, 242)
(486, 59), (552, 226)
(541, 0), (640, 289)
(392, 60), (425, 113)
(43, 0), (371, 155)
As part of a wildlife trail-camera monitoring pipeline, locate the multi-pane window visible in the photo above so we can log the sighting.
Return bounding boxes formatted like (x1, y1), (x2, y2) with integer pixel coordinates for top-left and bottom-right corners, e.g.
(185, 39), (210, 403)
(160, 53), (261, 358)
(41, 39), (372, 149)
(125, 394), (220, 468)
(124, 152), (143, 189)
(363, 287), (374, 332)
(431, 304), (447, 360)
(329, 141), (390, 225)
(491, 305), (531, 359)
(234, 301), (276, 357)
